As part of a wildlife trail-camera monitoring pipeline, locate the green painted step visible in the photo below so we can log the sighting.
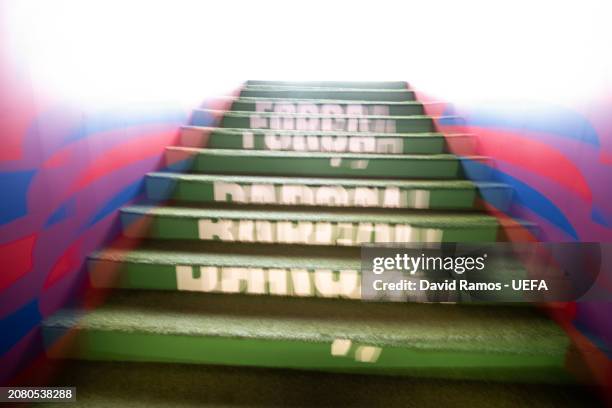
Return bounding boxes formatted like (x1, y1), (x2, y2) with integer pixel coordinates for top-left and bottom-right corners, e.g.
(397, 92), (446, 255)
(145, 172), (507, 210)
(39, 361), (599, 408)
(180, 126), (447, 154)
(89, 241), (362, 298)
(239, 87), (416, 101)
(165, 147), (468, 179)
(120, 205), (500, 244)
(42, 291), (571, 383)
(87, 240), (529, 301)
(230, 98), (425, 116)
(192, 110), (435, 133)
(246, 80), (409, 89)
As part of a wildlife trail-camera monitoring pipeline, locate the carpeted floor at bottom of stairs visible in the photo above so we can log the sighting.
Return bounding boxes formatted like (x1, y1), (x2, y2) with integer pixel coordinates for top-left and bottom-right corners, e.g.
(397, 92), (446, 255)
(39, 360), (603, 408)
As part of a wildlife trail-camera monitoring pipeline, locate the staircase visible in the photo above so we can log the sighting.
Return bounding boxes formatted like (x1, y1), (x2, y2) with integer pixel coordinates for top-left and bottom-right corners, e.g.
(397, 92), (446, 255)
(40, 81), (599, 406)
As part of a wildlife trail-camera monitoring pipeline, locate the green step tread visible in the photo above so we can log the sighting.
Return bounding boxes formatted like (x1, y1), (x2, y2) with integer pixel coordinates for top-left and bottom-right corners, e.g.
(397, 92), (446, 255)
(243, 85), (411, 91)
(179, 126), (475, 155)
(43, 291), (570, 381)
(182, 125), (453, 138)
(148, 172), (492, 189)
(165, 147), (469, 179)
(202, 109), (434, 120)
(90, 240), (529, 270)
(43, 290), (568, 354)
(89, 240), (527, 273)
(167, 146), (469, 160)
(88, 242), (360, 294)
(122, 205), (499, 227)
(230, 99), (425, 116)
(87, 241), (530, 302)
(234, 97), (422, 105)
(90, 241), (361, 270)
(246, 80), (409, 88)
(145, 173), (507, 209)
(40, 361), (599, 408)
(238, 88), (415, 101)
(180, 126), (448, 154)
(181, 125), (450, 139)
(199, 109), (440, 133)
(119, 205), (510, 244)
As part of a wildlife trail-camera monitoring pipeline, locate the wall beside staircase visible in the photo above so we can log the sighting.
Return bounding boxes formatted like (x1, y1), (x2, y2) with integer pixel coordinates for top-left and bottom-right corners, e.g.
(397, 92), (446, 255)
(436, 94), (612, 242)
(424, 83), (612, 366)
(0, 17), (209, 382)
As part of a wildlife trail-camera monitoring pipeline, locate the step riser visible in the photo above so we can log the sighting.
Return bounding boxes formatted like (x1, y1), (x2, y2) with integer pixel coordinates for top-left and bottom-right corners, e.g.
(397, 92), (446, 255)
(231, 101), (424, 116)
(181, 127), (444, 154)
(165, 149), (462, 179)
(89, 257), (527, 302)
(120, 212), (499, 244)
(43, 328), (566, 382)
(216, 115), (434, 133)
(246, 80), (409, 89)
(89, 260), (361, 299)
(239, 89), (416, 101)
(146, 176), (479, 209)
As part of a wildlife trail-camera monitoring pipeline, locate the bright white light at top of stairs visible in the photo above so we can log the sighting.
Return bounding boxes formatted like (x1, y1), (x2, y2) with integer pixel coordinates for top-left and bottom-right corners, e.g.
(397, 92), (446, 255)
(5, 0), (611, 106)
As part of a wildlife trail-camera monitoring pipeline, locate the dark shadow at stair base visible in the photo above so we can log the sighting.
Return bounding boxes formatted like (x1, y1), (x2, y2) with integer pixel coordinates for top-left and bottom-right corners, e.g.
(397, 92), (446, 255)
(39, 360), (603, 408)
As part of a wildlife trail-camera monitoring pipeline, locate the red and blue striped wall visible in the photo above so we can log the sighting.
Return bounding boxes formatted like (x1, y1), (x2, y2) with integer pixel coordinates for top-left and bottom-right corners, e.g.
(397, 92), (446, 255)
(0, 35), (201, 379)
(424, 92), (612, 364)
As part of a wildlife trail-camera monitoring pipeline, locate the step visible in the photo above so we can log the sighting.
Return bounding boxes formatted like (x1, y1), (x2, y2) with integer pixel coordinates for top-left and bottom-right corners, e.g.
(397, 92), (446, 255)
(191, 109), (434, 133)
(246, 80), (409, 89)
(230, 98), (425, 116)
(165, 147), (467, 179)
(180, 126), (447, 154)
(89, 241), (361, 298)
(145, 173), (512, 210)
(40, 360), (598, 407)
(239, 87), (416, 101)
(87, 240), (529, 301)
(42, 291), (572, 382)
(119, 205), (500, 244)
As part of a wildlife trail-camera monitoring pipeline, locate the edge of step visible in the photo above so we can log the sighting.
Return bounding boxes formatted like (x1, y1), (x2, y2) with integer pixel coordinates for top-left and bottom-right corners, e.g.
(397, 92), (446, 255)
(245, 80), (410, 89)
(179, 124), (466, 139)
(144, 172), (511, 211)
(86, 238), (534, 303)
(119, 204), (501, 224)
(243, 85), (411, 91)
(146, 171), (500, 188)
(180, 125), (463, 138)
(238, 88), (417, 102)
(165, 145), (467, 160)
(194, 108), (448, 120)
(41, 290), (572, 382)
(231, 96), (423, 105)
